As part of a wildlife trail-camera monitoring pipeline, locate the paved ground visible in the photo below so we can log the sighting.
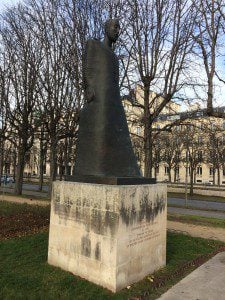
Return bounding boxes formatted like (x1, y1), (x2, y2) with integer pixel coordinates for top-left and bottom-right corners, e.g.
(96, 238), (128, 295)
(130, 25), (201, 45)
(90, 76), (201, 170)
(0, 185), (49, 198)
(168, 206), (225, 219)
(168, 197), (225, 211)
(168, 221), (225, 242)
(0, 183), (48, 192)
(158, 251), (225, 300)
(0, 194), (50, 206)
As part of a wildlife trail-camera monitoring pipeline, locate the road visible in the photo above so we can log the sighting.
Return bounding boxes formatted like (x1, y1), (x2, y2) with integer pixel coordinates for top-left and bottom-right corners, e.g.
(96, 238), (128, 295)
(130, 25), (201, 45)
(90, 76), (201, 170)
(168, 206), (225, 219)
(0, 183), (49, 198)
(168, 197), (225, 212)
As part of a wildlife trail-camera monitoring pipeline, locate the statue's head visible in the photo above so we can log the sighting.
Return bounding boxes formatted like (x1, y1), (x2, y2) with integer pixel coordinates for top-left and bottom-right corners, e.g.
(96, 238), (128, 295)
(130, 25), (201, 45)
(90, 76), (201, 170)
(104, 19), (120, 43)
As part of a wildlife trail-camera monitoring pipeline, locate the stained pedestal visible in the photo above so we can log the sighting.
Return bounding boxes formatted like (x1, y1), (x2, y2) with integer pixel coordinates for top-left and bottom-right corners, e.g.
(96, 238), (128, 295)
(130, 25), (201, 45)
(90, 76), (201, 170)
(48, 182), (167, 292)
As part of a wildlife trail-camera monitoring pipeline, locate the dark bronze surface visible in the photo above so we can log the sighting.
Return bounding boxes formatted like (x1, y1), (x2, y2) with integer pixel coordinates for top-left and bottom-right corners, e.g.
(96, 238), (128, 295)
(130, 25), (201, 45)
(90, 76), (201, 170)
(65, 175), (156, 185)
(73, 19), (144, 181)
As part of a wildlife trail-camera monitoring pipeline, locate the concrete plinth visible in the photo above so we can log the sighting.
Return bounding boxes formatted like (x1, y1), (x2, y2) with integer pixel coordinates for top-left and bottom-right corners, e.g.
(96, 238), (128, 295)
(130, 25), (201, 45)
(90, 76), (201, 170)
(48, 182), (167, 292)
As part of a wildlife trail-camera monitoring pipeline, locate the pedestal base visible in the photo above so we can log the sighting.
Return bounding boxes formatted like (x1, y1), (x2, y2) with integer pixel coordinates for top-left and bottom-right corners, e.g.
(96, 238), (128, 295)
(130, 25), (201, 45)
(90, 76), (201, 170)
(48, 182), (167, 292)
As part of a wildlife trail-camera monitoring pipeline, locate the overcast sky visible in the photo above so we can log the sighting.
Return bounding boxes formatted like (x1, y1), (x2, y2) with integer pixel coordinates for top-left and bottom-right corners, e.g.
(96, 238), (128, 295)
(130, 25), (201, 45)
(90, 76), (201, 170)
(0, 0), (225, 108)
(0, 0), (20, 11)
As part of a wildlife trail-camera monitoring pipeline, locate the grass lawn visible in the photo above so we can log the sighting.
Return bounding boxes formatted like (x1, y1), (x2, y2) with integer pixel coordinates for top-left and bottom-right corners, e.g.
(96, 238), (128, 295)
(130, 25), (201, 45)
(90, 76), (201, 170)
(168, 192), (225, 203)
(0, 232), (224, 299)
(168, 213), (225, 229)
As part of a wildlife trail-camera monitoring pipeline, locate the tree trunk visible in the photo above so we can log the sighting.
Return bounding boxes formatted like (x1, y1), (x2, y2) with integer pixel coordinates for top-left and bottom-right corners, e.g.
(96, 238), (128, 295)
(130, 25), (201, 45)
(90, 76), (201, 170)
(213, 169), (215, 185)
(168, 169), (171, 183)
(13, 150), (17, 182)
(174, 168), (177, 183)
(49, 139), (58, 195)
(38, 135), (45, 191)
(217, 167), (220, 186)
(14, 147), (26, 195)
(144, 129), (153, 178)
(0, 139), (4, 187)
(154, 166), (157, 181)
(64, 138), (70, 176)
(189, 166), (194, 196)
(143, 85), (153, 178)
(59, 163), (63, 181)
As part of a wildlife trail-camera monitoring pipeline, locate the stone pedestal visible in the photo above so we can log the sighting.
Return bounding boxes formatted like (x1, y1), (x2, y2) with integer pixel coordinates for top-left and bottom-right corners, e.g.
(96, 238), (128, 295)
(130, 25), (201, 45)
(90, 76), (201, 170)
(48, 182), (167, 292)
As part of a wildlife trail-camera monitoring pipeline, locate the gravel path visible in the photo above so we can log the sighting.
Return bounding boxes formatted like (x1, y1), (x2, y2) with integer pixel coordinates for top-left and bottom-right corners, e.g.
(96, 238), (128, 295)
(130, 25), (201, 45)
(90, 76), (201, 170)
(168, 221), (225, 243)
(0, 194), (50, 206)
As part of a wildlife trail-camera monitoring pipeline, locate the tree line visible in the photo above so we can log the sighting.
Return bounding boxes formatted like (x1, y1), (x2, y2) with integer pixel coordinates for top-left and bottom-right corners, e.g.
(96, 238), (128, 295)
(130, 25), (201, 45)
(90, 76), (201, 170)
(0, 0), (225, 194)
(150, 120), (225, 195)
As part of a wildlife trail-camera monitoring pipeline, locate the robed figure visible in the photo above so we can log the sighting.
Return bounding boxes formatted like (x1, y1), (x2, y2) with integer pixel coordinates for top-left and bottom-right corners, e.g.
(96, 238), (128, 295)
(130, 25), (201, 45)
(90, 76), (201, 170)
(74, 19), (141, 180)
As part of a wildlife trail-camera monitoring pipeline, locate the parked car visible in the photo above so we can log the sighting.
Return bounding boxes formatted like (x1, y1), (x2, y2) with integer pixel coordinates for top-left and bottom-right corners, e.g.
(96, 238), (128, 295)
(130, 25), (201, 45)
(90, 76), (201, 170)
(203, 180), (213, 185)
(1, 175), (15, 184)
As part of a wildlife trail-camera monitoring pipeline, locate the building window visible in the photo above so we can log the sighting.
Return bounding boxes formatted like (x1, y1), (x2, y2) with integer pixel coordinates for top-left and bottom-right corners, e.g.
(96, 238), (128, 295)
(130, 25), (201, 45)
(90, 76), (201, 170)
(223, 168), (225, 177)
(210, 167), (214, 176)
(198, 136), (203, 144)
(210, 150), (215, 159)
(222, 134), (225, 146)
(223, 122), (225, 130)
(198, 151), (203, 162)
(197, 166), (202, 176)
(43, 164), (46, 175)
(185, 151), (190, 161)
(164, 166), (169, 175)
(136, 127), (141, 135)
(155, 167), (159, 174)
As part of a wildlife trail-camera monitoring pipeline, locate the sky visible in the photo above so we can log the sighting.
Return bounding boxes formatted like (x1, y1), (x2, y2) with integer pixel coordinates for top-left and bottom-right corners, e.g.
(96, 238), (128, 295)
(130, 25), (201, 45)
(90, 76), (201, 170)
(0, 0), (20, 11)
(0, 0), (225, 110)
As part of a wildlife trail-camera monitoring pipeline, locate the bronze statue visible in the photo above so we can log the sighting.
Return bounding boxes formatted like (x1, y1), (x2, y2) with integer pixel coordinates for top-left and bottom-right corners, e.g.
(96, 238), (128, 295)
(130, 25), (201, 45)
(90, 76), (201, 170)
(71, 19), (153, 184)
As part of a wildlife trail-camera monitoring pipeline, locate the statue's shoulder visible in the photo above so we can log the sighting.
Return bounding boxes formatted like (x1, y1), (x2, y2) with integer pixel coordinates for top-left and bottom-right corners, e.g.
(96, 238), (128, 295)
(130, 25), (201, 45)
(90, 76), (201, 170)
(86, 39), (101, 47)
(86, 38), (101, 49)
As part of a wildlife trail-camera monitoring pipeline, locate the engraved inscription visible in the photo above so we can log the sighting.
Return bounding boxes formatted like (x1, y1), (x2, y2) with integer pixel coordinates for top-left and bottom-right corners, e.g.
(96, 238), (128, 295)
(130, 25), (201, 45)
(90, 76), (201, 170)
(127, 221), (160, 247)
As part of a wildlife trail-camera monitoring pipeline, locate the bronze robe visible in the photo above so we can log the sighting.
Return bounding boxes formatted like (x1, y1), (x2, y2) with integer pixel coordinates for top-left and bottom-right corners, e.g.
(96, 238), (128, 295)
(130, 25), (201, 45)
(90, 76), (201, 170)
(74, 39), (141, 178)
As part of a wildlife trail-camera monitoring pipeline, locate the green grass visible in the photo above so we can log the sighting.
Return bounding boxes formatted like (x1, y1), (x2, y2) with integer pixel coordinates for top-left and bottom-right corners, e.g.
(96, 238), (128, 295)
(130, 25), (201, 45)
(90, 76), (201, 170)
(168, 213), (225, 229)
(0, 232), (224, 299)
(168, 192), (225, 203)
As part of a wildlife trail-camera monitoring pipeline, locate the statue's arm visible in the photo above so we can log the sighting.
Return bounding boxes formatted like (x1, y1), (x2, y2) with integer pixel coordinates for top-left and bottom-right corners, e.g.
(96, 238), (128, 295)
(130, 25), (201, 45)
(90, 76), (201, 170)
(83, 40), (95, 102)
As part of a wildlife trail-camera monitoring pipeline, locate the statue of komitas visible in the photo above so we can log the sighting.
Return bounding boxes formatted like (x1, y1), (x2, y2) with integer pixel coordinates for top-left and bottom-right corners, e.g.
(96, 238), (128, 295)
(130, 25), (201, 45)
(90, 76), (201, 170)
(74, 19), (141, 180)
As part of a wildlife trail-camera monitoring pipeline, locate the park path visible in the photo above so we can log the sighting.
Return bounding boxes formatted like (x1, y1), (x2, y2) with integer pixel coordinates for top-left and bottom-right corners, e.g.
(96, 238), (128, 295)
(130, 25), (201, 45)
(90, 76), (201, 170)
(168, 220), (225, 243)
(1, 193), (225, 243)
(0, 194), (50, 206)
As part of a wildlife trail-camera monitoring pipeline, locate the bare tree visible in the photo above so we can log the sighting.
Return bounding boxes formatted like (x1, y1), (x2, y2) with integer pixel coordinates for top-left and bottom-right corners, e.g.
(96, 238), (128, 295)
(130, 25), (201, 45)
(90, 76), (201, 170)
(204, 121), (225, 185)
(192, 0), (224, 116)
(0, 5), (43, 194)
(123, 0), (196, 177)
(181, 124), (205, 195)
